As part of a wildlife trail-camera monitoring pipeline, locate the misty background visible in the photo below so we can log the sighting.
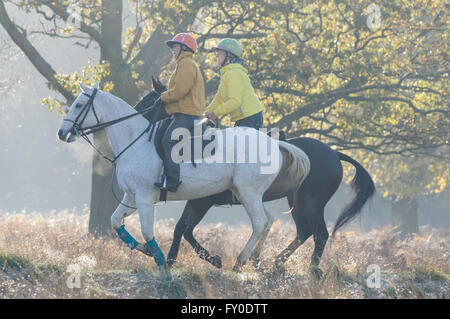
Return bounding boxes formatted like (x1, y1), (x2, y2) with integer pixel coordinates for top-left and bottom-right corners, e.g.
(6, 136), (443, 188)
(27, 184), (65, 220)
(0, 5), (448, 231)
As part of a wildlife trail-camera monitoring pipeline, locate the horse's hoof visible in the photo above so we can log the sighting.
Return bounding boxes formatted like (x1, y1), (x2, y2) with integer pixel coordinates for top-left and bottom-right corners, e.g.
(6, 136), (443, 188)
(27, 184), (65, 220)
(275, 252), (288, 266)
(272, 262), (286, 276)
(273, 256), (286, 270)
(210, 255), (222, 269)
(232, 261), (242, 272)
(136, 244), (153, 257)
(309, 266), (323, 280)
(159, 265), (172, 281)
(167, 258), (176, 268)
(251, 257), (261, 269)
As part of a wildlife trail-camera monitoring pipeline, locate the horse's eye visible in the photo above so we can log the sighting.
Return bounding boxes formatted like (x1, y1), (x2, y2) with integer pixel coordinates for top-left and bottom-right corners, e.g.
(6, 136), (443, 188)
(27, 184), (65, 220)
(75, 103), (82, 108)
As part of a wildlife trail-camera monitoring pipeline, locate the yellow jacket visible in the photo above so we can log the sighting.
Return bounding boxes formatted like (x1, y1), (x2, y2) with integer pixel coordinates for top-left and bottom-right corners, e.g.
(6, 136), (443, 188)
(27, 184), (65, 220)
(206, 63), (263, 122)
(161, 51), (205, 116)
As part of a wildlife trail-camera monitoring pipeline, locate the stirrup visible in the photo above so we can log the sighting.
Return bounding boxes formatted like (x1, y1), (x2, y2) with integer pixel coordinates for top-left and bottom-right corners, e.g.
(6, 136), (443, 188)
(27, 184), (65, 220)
(230, 193), (241, 205)
(154, 178), (181, 193)
(165, 181), (182, 192)
(154, 175), (166, 189)
(154, 181), (165, 189)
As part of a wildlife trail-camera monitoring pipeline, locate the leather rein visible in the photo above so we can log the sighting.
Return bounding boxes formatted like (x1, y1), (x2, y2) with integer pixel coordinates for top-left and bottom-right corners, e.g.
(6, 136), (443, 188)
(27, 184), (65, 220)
(63, 88), (160, 164)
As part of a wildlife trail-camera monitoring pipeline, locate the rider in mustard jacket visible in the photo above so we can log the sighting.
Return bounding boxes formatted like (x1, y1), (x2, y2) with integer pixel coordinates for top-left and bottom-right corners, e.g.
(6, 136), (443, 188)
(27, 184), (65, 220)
(154, 33), (206, 192)
(205, 38), (263, 129)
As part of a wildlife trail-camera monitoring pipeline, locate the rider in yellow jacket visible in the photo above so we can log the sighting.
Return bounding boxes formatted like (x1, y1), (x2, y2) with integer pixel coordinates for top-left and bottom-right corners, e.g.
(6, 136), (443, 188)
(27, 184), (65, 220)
(205, 38), (263, 129)
(205, 39), (263, 205)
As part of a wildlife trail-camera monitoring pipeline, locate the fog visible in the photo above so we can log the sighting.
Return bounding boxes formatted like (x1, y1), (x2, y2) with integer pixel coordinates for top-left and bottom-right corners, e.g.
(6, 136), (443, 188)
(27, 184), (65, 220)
(0, 5), (448, 230)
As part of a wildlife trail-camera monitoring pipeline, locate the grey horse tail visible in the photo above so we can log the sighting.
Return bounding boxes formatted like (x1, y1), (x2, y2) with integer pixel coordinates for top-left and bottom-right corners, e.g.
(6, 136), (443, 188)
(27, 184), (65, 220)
(277, 141), (311, 213)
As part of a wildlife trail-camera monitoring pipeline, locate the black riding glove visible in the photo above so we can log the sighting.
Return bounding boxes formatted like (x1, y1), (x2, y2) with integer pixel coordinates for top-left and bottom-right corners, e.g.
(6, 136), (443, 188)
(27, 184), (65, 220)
(150, 97), (169, 122)
(154, 97), (165, 108)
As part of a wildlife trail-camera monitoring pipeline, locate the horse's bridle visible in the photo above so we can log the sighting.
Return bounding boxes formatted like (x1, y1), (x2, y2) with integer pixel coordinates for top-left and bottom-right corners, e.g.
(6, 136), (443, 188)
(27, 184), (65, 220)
(63, 88), (101, 137)
(63, 88), (163, 164)
(63, 88), (166, 209)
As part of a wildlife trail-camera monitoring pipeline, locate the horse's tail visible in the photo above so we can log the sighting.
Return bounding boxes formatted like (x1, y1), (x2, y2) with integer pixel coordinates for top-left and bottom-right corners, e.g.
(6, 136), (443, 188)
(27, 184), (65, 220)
(277, 141), (311, 213)
(332, 152), (376, 236)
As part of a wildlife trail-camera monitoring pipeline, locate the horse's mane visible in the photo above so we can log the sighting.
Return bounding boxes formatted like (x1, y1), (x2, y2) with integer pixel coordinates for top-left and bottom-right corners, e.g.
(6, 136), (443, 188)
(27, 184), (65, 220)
(99, 90), (137, 113)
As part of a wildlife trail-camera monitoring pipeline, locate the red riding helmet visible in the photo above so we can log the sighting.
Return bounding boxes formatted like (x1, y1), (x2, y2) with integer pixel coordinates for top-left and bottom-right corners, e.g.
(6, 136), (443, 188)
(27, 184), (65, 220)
(166, 33), (198, 53)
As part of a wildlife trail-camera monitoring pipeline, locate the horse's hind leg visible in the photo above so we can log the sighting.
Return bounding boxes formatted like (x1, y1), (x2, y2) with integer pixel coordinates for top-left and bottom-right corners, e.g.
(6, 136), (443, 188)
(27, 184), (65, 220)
(275, 192), (314, 265)
(277, 191), (329, 278)
(249, 206), (274, 268)
(275, 208), (311, 265)
(233, 192), (268, 272)
(309, 213), (329, 278)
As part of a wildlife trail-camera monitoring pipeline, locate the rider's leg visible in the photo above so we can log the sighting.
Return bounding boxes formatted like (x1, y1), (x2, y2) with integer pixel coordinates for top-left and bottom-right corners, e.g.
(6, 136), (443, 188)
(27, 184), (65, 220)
(234, 111), (263, 130)
(157, 113), (198, 192)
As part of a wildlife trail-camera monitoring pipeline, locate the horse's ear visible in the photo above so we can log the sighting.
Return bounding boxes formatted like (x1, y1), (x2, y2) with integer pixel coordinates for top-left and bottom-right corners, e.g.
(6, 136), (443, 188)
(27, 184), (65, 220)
(152, 76), (158, 90)
(156, 77), (167, 92)
(92, 82), (99, 89)
(79, 82), (90, 93)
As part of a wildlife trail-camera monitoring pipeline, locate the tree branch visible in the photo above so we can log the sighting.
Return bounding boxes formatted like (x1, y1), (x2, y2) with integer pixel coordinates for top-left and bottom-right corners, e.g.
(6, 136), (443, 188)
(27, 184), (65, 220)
(124, 25), (142, 62)
(0, 0), (73, 102)
(39, 0), (108, 56)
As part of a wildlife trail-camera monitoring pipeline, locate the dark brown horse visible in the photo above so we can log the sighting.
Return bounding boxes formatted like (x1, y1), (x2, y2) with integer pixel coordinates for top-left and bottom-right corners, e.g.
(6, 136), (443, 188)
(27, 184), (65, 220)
(136, 78), (376, 276)
(164, 135), (376, 276)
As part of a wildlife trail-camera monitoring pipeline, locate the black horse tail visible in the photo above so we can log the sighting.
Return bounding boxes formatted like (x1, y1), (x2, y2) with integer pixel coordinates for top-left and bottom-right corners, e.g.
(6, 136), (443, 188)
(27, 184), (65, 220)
(332, 152), (376, 237)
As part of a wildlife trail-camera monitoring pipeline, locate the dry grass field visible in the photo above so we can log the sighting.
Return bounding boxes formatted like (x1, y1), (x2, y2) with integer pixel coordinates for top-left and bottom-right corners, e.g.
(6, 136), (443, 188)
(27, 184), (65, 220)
(0, 210), (448, 299)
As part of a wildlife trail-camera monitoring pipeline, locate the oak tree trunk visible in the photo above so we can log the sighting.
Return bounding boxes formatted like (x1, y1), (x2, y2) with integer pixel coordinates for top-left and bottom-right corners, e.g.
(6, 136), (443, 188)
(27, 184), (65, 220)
(391, 197), (419, 239)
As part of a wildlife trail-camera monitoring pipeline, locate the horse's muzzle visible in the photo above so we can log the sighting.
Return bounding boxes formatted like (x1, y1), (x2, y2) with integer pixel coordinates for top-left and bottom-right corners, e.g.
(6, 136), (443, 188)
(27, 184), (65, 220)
(58, 128), (76, 143)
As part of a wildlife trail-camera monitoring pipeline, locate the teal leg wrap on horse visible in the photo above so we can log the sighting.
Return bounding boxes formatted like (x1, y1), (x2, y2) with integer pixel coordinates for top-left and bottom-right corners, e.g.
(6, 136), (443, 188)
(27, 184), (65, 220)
(116, 225), (138, 250)
(146, 238), (166, 267)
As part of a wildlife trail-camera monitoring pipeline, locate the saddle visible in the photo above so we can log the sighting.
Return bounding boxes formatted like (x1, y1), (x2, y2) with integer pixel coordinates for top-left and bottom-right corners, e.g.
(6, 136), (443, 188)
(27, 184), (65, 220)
(153, 117), (216, 168)
(153, 118), (216, 201)
(150, 117), (286, 203)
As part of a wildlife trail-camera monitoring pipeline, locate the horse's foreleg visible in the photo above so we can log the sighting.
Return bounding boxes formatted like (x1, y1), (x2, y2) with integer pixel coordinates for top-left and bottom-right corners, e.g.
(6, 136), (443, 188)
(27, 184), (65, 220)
(309, 218), (329, 279)
(184, 225), (222, 269)
(166, 206), (191, 267)
(111, 193), (139, 250)
(136, 193), (170, 279)
(275, 237), (304, 265)
(183, 199), (221, 268)
(167, 198), (221, 268)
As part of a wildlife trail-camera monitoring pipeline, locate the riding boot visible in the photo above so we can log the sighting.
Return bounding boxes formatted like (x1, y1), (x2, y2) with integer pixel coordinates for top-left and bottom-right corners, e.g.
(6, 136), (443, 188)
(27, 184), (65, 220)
(155, 135), (182, 192)
(154, 113), (198, 193)
(163, 153), (182, 192)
